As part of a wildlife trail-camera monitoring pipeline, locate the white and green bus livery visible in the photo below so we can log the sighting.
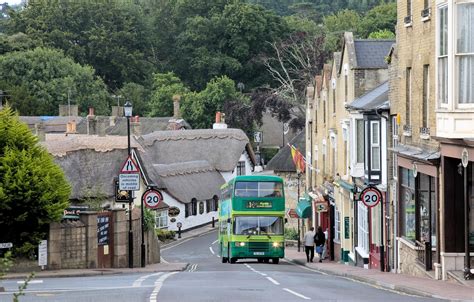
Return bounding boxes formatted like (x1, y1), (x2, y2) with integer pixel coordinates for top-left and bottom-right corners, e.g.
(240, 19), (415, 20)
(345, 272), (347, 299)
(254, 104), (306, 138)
(218, 175), (285, 264)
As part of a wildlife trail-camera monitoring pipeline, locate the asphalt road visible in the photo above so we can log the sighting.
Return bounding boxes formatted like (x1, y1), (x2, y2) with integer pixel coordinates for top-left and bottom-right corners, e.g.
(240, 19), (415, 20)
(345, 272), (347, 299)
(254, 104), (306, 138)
(0, 230), (443, 302)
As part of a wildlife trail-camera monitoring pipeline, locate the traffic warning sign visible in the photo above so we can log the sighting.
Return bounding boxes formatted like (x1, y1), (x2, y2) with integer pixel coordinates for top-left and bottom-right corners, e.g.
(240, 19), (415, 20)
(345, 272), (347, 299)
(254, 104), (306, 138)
(120, 155), (140, 174)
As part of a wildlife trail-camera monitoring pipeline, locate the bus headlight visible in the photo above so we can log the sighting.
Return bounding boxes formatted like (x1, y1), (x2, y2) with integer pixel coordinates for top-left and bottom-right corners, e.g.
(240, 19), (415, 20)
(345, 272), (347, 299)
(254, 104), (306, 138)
(236, 242), (246, 247)
(272, 242), (281, 247)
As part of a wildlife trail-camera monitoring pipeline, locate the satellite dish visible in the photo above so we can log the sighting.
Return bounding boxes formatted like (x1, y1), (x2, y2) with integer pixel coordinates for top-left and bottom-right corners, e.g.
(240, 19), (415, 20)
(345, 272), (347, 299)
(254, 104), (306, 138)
(283, 123), (289, 135)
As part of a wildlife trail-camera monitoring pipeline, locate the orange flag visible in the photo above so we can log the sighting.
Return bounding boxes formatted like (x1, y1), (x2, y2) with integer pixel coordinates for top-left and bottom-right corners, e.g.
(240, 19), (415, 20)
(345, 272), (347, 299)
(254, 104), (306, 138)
(289, 144), (305, 173)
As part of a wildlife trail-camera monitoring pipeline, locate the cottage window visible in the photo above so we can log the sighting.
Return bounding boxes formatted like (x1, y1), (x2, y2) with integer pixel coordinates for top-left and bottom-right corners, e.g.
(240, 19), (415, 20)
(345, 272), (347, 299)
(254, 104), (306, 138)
(370, 121), (380, 171)
(155, 210), (168, 229)
(406, 67), (412, 125)
(457, 3), (474, 105)
(392, 116), (399, 179)
(438, 5), (448, 105)
(192, 199), (198, 216)
(236, 161), (246, 176)
(335, 209), (341, 242)
(356, 119), (364, 164)
(422, 65), (430, 128)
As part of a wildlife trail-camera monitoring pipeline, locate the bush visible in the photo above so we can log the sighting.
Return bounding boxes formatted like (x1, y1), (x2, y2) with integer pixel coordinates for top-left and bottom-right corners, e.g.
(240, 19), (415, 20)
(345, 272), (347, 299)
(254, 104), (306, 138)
(285, 227), (298, 240)
(155, 229), (176, 242)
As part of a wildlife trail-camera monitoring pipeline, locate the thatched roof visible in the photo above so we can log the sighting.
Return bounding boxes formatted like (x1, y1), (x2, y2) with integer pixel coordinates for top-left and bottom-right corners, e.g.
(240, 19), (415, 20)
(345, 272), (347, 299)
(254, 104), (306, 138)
(140, 129), (249, 172)
(51, 148), (130, 200)
(265, 131), (305, 173)
(152, 161), (225, 203)
(42, 134), (144, 157)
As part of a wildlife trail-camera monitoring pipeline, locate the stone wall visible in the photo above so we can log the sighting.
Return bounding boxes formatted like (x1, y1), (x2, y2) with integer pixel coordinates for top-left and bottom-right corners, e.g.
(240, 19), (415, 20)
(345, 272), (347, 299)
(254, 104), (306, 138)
(48, 208), (160, 270)
(397, 238), (428, 278)
(49, 220), (87, 270)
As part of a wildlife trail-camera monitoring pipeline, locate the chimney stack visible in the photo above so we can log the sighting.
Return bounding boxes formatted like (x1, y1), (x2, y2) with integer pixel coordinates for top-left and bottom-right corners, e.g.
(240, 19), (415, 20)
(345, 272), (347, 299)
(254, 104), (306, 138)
(87, 107), (96, 135)
(213, 111), (227, 129)
(131, 115), (141, 136)
(173, 95), (181, 119)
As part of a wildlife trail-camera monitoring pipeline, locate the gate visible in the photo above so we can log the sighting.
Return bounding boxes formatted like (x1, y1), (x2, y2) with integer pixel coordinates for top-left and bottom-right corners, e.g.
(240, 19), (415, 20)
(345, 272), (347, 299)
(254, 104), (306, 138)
(97, 211), (114, 268)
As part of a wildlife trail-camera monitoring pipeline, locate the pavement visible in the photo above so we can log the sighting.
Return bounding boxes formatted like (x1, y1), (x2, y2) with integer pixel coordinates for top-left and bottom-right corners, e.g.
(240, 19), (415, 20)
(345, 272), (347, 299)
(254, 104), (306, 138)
(2, 224), (473, 302)
(284, 247), (474, 302)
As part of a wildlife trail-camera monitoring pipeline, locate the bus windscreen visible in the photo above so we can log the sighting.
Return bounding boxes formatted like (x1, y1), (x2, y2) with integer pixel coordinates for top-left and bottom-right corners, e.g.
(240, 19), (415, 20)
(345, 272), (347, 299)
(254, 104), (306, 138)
(234, 216), (283, 235)
(234, 181), (283, 198)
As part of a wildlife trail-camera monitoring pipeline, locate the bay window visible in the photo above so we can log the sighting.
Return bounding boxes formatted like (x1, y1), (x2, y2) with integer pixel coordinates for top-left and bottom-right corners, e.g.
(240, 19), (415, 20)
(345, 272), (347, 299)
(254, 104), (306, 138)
(370, 121), (380, 171)
(457, 3), (474, 105)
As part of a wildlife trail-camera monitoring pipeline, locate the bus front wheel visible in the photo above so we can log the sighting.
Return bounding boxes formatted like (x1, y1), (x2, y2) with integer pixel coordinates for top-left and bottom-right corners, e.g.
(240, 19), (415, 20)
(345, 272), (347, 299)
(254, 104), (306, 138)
(221, 245), (228, 263)
(230, 258), (237, 264)
(272, 258), (279, 264)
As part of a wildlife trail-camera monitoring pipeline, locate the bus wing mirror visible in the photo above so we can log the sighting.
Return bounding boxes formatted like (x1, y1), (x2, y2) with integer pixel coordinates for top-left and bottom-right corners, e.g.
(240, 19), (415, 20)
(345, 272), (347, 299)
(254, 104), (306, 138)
(285, 218), (288, 224)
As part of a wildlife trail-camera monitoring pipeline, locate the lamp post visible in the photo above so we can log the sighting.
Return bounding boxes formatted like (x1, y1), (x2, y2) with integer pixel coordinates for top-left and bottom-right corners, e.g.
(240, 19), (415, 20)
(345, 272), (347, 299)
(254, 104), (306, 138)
(124, 101), (134, 268)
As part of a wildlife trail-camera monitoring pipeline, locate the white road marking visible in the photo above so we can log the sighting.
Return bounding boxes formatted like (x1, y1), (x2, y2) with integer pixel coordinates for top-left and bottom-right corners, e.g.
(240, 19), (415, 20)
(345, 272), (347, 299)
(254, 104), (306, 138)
(266, 277), (279, 285)
(149, 272), (178, 302)
(161, 238), (194, 251)
(245, 264), (267, 276)
(283, 288), (311, 300)
(209, 246), (215, 255)
(212, 240), (218, 244)
(160, 256), (169, 264)
(187, 264), (198, 272)
(133, 272), (163, 288)
(17, 280), (43, 284)
(217, 255), (221, 258)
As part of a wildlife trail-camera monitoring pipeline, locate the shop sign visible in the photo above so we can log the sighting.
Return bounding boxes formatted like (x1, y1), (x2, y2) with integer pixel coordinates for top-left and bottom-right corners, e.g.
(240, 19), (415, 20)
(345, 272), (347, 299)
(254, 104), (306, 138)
(168, 207), (180, 217)
(344, 217), (350, 239)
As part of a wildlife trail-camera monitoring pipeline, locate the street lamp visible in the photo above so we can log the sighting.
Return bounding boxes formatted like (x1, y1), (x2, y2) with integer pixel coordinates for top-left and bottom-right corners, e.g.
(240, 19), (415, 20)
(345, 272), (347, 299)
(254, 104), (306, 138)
(124, 101), (133, 268)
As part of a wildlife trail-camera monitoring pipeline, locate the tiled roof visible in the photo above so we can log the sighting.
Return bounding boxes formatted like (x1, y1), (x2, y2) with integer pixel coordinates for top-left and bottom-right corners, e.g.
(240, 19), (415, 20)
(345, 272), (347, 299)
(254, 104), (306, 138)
(265, 131), (305, 173)
(354, 40), (394, 69)
(346, 82), (389, 111)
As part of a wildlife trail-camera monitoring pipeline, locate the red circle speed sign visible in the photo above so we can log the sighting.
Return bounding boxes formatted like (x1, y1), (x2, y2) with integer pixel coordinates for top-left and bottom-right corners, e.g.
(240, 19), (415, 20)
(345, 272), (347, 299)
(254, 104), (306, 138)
(360, 186), (382, 208)
(143, 189), (163, 209)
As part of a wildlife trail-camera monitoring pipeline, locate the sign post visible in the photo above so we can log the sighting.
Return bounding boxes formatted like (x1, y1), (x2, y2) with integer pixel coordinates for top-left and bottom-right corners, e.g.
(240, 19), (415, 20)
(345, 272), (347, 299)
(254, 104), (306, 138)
(38, 240), (47, 270)
(360, 185), (384, 272)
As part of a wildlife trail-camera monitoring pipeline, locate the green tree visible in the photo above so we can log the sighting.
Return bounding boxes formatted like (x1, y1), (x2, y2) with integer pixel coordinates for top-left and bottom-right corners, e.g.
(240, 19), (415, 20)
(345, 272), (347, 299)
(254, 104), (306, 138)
(149, 72), (189, 117)
(0, 32), (41, 55)
(368, 29), (395, 40)
(359, 2), (397, 38)
(7, 0), (156, 90)
(0, 47), (109, 115)
(119, 83), (151, 117)
(323, 9), (361, 53)
(181, 76), (244, 129)
(0, 106), (70, 256)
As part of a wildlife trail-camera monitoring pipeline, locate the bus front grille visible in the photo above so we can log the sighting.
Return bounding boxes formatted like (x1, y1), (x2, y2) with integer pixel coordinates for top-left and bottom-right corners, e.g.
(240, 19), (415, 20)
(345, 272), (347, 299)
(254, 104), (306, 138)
(248, 242), (269, 252)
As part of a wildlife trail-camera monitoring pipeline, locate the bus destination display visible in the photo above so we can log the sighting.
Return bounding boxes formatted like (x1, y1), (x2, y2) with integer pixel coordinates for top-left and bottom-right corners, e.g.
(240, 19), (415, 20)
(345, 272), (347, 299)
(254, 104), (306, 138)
(246, 201), (272, 209)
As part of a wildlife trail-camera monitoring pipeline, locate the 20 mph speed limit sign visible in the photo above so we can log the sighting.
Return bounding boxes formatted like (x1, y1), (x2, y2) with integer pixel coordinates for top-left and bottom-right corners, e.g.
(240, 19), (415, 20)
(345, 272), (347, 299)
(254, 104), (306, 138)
(142, 189), (163, 209)
(360, 186), (382, 208)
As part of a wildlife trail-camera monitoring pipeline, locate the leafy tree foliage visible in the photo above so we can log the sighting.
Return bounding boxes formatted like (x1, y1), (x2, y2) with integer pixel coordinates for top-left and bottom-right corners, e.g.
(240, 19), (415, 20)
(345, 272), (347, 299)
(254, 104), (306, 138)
(0, 107), (70, 256)
(154, 0), (289, 90)
(0, 47), (109, 115)
(323, 10), (361, 53)
(149, 72), (188, 117)
(368, 29), (395, 40)
(118, 83), (151, 117)
(181, 76), (246, 129)
(359, 2), (397, 38)
(0, 32), (41, 55)
(7, 0), (156, 90)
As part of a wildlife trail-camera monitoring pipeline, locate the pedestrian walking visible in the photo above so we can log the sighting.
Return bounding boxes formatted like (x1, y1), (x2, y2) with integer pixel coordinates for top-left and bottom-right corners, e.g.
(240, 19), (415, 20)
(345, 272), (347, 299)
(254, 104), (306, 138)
(303, 227), (315, 262)
(314, 226), (326, 262)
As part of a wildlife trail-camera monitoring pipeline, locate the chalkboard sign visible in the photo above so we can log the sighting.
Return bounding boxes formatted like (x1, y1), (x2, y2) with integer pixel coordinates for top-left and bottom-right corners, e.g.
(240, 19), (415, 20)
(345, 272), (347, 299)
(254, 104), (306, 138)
(97, 216), (109, 246)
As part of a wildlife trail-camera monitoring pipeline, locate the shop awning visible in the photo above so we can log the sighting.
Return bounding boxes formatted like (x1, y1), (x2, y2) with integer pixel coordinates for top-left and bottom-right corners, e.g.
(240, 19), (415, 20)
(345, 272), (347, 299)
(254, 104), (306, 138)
(296, 195), (312, 218)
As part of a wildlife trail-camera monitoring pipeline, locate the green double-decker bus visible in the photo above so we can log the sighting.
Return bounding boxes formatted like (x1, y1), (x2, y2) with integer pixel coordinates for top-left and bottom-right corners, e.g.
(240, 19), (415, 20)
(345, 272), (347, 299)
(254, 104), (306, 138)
(218, 175), (285, 264)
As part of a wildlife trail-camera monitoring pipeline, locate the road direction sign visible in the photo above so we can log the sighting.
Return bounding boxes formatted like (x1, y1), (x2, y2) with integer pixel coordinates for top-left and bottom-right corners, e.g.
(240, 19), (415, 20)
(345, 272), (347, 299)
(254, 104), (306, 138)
(0, 242), (12, 249)
(142, 189), (163, 209)
(360, 186), (382, 208)
(119, 173), (140, 191)
(120, 155), (140, 174)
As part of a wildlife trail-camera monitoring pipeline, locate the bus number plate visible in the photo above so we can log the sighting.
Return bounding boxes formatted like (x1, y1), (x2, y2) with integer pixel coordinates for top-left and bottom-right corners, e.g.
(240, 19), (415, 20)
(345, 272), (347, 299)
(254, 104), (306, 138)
(253, 252), (265, 255)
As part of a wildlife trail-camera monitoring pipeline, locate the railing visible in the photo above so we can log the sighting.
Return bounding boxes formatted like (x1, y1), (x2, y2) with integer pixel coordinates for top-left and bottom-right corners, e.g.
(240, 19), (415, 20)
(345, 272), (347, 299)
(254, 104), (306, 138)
(404, 15), (413, 26)
(415, 240), (432, 271)
(421, 8), (431, 19)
